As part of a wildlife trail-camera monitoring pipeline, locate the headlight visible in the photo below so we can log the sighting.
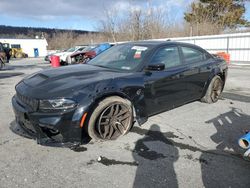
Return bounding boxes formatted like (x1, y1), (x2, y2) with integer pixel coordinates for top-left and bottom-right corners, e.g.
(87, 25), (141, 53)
(39, 99), (77, 110)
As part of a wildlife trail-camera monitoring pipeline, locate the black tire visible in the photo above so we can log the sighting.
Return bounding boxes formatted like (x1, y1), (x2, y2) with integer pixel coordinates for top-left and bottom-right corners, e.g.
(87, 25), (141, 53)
(201, 75), (223, 104)
(0, 58), (4, 70)
(60, 61), (67, 66)
(87, 96), (133, 141)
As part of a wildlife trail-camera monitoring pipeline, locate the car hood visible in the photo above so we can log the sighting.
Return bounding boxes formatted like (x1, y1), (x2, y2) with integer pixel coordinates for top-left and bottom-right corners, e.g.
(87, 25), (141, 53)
(54, 52), (71, 56)
(21, 64), (129, 98)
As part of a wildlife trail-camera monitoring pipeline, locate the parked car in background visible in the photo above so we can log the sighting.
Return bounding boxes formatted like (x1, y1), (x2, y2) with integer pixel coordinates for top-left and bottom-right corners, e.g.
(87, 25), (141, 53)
(67, 43), (112, 64)
(44, 54), (52, 62)
(66, 45), (96, 64)
(12, 41), (228, 147)
(54, 45), (87, 65)
(44, 49), (64, 63)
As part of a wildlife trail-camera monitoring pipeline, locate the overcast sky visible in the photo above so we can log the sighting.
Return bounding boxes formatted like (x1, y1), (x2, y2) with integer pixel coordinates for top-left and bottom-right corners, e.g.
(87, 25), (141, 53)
(0, 0), (250, 31)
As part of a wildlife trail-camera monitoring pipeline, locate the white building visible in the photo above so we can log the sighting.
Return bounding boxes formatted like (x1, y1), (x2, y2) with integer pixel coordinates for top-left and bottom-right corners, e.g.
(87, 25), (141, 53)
(0, 38), (48, 57)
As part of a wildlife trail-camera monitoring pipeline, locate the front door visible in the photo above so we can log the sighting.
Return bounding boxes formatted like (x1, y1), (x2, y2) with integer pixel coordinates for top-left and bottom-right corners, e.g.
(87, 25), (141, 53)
(144, 45), (191, 116)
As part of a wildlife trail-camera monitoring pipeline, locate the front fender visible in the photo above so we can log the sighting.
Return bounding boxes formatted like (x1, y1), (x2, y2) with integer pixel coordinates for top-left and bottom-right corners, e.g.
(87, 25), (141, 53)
(75, 75), (148, 126)
(109, 76), (148, 125)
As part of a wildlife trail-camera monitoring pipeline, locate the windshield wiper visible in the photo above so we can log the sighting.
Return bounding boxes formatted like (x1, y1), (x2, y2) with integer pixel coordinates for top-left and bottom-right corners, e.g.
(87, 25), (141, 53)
(90, 64), (109, 69)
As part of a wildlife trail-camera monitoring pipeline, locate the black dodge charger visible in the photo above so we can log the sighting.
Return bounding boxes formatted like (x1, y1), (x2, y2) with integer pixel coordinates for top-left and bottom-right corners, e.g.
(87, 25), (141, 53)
(12, 41), (228, 147)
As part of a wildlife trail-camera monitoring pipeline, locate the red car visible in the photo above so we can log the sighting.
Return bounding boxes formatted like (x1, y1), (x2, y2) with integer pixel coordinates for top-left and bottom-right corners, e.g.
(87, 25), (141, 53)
(67, 43), (112, 64)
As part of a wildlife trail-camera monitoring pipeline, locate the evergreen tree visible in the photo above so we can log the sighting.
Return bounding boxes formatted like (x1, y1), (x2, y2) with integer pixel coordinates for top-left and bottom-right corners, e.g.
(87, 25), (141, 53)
(184, 0), (248, 29)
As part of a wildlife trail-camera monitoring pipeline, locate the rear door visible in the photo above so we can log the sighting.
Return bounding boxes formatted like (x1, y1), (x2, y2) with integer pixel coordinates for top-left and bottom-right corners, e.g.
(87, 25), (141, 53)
(180, 45), (214, 100)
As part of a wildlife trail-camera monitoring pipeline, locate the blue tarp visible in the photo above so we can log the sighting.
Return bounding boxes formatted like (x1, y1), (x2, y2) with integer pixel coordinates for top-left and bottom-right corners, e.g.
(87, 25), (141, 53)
(94, 43), (111, 55)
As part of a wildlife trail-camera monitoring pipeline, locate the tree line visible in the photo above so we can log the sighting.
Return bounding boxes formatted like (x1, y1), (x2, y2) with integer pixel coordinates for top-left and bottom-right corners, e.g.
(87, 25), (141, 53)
(101, 0), (249, 42)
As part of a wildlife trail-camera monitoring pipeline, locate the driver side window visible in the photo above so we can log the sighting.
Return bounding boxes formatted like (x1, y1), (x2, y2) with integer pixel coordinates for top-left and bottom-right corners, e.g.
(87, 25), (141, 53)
(151, 46), (181, 69)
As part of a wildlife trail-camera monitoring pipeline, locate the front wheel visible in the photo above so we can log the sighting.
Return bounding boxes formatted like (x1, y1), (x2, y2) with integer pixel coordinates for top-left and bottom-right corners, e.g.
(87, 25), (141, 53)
(201, 75), (223, 103)
(87, 96), (133, 141)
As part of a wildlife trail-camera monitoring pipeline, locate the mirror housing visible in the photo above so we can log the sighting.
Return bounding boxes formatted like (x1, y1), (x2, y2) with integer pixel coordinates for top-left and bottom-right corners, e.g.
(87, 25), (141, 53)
(146, 63), (165, 71)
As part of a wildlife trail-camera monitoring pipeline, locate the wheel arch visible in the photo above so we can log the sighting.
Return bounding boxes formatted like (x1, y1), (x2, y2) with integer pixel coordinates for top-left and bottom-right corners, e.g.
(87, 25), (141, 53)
(86, 92), (136, 140)
(83, 89), (147, 131)
(87, 92), (136, 119)
(201, 67), (227, 98)
(80, 92), (135, 139)
(217, 71), (226, 87)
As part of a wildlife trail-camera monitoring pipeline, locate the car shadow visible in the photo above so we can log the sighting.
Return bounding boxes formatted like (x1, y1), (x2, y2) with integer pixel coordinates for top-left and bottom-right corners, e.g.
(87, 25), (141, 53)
(1, 63), (50, 71)
(200, 107), (250, 187)
(222, 92), (250, 103)
(131, 109), (250, 187)
(131, 124), (179, 188)
(0, 72), (24, 79)
(205, 107), (250, 153)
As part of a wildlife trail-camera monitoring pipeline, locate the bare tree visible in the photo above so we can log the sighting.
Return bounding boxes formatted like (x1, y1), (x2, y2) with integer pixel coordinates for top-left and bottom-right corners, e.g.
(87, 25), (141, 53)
(47, 32), (108, 50)
(98, 7), (121, 42)
(98, 2), (181, 42)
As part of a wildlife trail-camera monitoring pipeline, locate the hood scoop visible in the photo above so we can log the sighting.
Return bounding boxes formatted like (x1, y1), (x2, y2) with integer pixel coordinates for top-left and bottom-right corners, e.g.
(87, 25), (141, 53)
(24, 73), (49, 86)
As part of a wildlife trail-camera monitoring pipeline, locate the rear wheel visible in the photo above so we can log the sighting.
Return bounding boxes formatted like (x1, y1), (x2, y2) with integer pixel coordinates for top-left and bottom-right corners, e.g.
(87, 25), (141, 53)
(201, 76), (223, 103)
(87, 96), (133, 141)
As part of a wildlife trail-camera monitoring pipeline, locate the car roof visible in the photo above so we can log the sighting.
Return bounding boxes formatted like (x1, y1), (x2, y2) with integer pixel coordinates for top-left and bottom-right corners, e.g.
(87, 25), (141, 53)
(121, 40), (205, 51)
(122, 40), (193, 46)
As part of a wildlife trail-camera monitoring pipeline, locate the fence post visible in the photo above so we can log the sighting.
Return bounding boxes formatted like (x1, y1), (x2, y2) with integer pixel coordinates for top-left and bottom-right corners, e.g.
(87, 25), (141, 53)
(226, 37), (229, 53)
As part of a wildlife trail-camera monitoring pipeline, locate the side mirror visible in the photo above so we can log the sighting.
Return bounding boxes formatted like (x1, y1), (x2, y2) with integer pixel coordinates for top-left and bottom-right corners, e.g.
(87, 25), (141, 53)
(146, 63), (165, 71)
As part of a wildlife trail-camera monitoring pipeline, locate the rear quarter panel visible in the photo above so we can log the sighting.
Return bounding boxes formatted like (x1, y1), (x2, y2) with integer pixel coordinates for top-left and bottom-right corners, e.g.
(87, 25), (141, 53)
(201, 58), (228, 97)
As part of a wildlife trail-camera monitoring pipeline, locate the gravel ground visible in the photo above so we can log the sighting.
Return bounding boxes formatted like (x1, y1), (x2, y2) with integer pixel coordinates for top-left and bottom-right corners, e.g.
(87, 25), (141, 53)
(0, 58), (250, 188)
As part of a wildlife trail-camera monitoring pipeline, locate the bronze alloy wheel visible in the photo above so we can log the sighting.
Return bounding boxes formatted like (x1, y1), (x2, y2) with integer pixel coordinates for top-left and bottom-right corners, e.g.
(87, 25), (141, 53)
(96, 102), (132, 140)
(211, 77), (223, 102)
(201, 75), (224, 104)
(87, 96), (133, 141)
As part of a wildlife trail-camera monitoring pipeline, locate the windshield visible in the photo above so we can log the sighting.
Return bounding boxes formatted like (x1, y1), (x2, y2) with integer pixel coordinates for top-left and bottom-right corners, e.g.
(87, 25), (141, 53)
(88, 44), (150, 71)
(67, 47), (76, 52)
(82, 45), (97, 52)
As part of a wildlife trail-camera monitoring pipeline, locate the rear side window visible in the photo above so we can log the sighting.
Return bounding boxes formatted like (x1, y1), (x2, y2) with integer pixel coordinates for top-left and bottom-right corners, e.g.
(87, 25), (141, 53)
(181, 46), (207, 64)
(151, 46), (181, 69)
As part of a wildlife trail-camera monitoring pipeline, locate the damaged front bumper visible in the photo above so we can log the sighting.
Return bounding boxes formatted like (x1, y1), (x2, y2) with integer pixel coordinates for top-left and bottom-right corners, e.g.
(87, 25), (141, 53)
(11, 96), (89, 147)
